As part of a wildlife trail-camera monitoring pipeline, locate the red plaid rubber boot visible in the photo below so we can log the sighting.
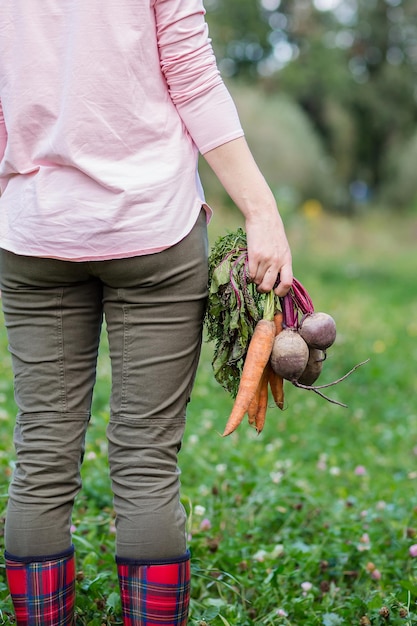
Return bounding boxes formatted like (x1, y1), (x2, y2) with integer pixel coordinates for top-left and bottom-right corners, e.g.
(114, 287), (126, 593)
(5, 546), (76, 626)
(117, 551), (191, 626)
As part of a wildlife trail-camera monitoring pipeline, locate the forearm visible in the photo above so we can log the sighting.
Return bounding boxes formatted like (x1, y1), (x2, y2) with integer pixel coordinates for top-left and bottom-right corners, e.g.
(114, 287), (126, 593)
(203, 136), (277, 220)
(203, 136), (293, 297)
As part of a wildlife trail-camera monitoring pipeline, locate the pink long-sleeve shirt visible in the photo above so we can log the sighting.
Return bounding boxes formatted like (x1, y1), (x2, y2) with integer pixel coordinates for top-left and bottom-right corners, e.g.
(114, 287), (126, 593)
(0, 0), (243, 260)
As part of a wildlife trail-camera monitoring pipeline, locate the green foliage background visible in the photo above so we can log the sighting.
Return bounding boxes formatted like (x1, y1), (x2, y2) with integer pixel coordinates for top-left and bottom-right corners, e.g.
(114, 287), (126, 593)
(204, 0), (417, 212)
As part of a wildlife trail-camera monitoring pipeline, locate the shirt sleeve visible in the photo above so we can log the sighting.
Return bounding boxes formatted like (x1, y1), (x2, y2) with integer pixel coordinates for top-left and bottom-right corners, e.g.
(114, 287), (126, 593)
(0, 99), (7, 162)
(153, 0), (244, 154)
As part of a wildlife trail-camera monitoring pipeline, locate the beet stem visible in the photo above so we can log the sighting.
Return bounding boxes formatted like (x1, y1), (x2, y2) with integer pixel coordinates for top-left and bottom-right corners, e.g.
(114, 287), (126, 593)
(292, 384), (348, 407)
(297, 359), (370, 390)
(292, 358), (370, 407)
(229, 252), (248, 309)
(291, 278), (315, 314)
(279, 293), (298, 329)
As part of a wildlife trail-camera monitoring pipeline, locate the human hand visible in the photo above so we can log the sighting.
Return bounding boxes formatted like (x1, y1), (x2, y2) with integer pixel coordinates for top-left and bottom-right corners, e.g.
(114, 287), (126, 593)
(203, 136), (293, 296)
(245, 210), (293, 297)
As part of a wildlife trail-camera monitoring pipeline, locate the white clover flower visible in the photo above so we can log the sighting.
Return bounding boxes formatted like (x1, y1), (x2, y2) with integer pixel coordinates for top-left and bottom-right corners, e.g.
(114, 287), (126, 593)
(194, 505), (206, 516)
(270, 471), (284, 484)
(271, 544), (285, 558)
(301, 581), (313, 593)
(253, 549), (268, 562)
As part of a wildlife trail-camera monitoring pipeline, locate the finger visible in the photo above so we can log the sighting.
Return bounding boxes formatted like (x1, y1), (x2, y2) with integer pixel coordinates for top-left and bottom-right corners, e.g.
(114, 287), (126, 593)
(273, 264), (293, 297)
(254, 266), (279, 293)
(247, 255), (263, 285)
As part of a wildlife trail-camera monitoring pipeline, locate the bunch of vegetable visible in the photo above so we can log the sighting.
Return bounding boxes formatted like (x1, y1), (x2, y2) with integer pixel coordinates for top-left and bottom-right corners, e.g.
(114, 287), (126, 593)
(271, 277), (337, 389)
(205, 229), (367, 437)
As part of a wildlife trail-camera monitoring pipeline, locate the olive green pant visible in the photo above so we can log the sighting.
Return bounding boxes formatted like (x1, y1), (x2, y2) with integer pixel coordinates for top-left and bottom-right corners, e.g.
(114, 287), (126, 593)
(0, 211), (208, 561)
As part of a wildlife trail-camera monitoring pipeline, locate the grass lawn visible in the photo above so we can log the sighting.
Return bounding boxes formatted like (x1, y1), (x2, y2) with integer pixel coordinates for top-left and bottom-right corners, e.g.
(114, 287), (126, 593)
(1, 208), (417, 625)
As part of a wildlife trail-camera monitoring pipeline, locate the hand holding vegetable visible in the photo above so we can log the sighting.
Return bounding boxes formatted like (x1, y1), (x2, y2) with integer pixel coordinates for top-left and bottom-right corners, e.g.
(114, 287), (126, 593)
(205, 229), (368, 437)
(203, 136), (293, 297)
(244, 209), (293, 297)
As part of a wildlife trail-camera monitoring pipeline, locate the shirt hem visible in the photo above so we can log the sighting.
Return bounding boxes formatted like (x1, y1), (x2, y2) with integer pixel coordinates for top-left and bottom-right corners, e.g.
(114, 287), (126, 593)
(0, 203), (212, 262)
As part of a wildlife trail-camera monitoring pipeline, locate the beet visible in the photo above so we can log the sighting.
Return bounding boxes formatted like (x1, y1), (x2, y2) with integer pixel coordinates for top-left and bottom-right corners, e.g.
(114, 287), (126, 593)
(270, 329), (309, 382)
(297, 348), (325, 385)
(298, 312), (336, 350)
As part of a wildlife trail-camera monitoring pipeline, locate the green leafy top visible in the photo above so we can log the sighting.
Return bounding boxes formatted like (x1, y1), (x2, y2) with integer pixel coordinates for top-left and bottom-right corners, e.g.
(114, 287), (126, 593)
(205, 228), (267, 398)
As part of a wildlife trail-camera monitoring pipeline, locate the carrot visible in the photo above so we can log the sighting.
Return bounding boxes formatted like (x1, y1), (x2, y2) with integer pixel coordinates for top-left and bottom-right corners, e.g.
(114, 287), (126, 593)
(254, 366), (269, 434)
(274, 310), (283, 335)
(222, 318), (275, 436)
(247, 378), (261, 427)
(269, 309), (285, 409)
(268, 365), (284, 410)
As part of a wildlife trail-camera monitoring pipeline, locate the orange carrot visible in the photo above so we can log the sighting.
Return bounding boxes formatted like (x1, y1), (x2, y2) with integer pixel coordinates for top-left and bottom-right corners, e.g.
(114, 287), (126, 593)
(274, 310), (283, 335)
(268, 365), (284, 410)
(247, 378), (261, 427)
(269, 310), (285, 409)
(254, 366), (269, 434)
(222, 318), (276, 436)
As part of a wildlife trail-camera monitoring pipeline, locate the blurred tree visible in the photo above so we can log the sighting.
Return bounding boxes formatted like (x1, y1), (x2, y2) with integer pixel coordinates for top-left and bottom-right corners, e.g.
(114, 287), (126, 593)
(205, 0), (417, 209)
(343, 0), (417, 196)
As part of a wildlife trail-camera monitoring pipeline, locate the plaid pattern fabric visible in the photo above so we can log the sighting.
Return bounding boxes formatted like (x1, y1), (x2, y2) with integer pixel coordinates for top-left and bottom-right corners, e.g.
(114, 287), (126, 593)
(5, 548), (75, 626)
(118, 555), (191, 626)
